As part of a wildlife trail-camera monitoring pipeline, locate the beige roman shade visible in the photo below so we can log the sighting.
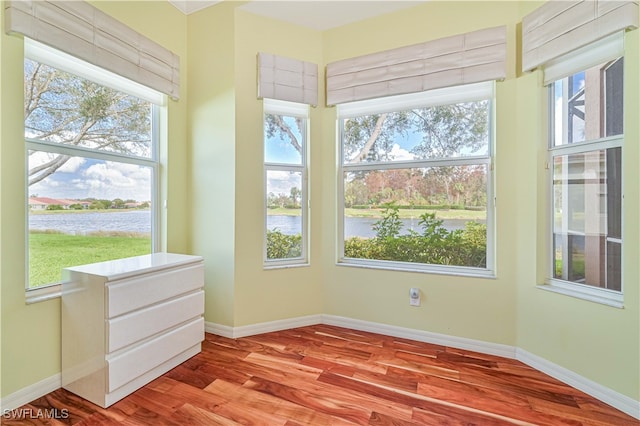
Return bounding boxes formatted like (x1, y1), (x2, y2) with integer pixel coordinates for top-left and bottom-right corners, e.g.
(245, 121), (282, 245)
(326, 26), (507, 106)
(522, 0), (638, 73)
(257, 52), (318, 106)
(4, 0), (180, 100)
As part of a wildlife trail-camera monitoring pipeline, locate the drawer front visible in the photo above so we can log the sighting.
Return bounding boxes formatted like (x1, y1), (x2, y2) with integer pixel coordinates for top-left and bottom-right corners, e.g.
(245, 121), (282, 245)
(107, 317), (204, 393)
(107, 263), (204, 317)
(107, 290), (204, 353)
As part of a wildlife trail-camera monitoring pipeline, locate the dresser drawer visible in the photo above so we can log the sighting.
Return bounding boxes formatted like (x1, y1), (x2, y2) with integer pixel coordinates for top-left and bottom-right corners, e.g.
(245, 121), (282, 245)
(106, 290), (204, 353)
(106, 263), (204, 317)
(107, 317), (204, 393)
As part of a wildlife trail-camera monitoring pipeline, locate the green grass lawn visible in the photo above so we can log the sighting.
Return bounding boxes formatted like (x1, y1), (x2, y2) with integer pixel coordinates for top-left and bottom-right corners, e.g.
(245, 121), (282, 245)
(267, 207), (485, 220)
(29, 231), (151, 287)
(344, 207), (485, 220)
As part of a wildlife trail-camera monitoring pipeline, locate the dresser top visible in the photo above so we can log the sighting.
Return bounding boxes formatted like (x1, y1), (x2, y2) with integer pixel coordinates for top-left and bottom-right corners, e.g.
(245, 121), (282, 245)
(63, 253), (203, 280)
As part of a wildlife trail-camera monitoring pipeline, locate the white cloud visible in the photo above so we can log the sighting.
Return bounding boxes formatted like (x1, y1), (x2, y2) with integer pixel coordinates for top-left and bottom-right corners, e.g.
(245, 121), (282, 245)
(82, 162), (151, 200)
(387, 143), (415, 161)
(266, 170), (301, 195)
(29, 157), (151, 201)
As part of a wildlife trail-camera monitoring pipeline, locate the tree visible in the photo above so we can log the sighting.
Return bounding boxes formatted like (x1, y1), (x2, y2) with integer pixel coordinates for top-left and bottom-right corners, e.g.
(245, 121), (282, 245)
(341, 100), (488, 165)
(25, 59), (151, 186)
(340, 100), (489, 209)
(343, 112), (410, 163)
(265, 114), (303, 155)
(289, 187), (301, 207)
(410, 101), (488, 159)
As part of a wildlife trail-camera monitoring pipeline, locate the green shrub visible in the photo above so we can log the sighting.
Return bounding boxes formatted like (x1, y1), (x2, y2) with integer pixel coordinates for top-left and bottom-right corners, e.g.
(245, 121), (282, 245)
(344, 206), (486, 268)
(372, 203), (402, 239)
(266, 229), (301, 259)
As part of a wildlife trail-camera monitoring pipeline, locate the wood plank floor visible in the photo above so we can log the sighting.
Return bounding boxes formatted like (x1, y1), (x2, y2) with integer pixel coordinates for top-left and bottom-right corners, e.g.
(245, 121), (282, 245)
(4, 325), (638, 425)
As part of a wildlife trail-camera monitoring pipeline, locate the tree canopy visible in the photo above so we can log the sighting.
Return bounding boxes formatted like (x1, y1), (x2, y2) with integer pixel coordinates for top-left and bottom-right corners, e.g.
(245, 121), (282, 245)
(25, 59), (152, 186)
(343, 101), (489, 163)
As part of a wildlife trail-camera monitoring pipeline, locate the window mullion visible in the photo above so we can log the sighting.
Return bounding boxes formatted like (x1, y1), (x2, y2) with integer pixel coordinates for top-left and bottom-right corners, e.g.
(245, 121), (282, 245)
(26, 139), (157, 168)
(343, 156), (490, 172)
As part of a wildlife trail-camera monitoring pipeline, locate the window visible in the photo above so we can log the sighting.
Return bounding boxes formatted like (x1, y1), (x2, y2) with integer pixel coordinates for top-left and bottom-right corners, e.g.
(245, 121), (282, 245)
(547, 56), (623, 304)
(25, 39), (162, 290)
(263, 99), (309, 266)
(337, 82), (495, 276)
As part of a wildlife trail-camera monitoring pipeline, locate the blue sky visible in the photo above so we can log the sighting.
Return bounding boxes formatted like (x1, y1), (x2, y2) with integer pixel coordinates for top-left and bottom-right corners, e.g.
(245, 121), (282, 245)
(264, 116), (304, 195)
(29, 153), (151, 201)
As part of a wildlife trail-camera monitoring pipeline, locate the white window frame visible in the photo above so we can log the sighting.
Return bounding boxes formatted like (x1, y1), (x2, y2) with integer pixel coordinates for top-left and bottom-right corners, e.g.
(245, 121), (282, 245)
(540, 37), (625, 308)
(263, 98), (310, 268)
(336, 81), (496, 277)
(24, 39), (163, 303)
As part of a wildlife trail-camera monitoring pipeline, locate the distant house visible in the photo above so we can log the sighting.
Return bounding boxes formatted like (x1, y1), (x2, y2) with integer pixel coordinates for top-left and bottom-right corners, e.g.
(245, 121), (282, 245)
(62, 199), (91, 209)
(28, 197), (72, 210)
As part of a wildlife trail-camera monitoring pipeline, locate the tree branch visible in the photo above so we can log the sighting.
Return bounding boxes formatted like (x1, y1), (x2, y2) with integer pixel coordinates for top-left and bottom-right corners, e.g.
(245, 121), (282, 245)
(273, 115), (302, 154)
(350, 113), (387, 163)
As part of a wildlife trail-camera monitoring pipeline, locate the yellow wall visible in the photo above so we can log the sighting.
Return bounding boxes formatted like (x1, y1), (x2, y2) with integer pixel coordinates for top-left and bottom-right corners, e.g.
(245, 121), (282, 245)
(321, 1), (521, 346)
(1, 17), (62, 398)
(0, 1), (189, 397)
(187, 2), (238, 327)
(232, 10), (325, 326)
(1, 0), (638, 407)
(188, 5), (325, 327)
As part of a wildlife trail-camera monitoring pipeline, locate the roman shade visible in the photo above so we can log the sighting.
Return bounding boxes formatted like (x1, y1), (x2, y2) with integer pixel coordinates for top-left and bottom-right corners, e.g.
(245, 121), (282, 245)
(542, 31), (623, 85)
(522, 0), (638, 73)
(4, 0), (180, 100)
(326, 26), (507, 106)
(257, 52), (318, 106)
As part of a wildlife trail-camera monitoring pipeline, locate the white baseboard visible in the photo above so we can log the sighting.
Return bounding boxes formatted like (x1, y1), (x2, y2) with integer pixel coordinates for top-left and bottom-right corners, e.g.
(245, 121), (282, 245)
(516, 348), (640, 420)
(204, 321), (234, 338)
(1, 373), (61, 412)
(205, 315), (515, 359)
(321, 314), (517, 359)
(205, 314), (322, 339)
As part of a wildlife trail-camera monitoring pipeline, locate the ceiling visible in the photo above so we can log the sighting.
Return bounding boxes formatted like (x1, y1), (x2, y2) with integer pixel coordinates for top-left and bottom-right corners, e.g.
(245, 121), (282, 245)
(168, 1), (426, 31)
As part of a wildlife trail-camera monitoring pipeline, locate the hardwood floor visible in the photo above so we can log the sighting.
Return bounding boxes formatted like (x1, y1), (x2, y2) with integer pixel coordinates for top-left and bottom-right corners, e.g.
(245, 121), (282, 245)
(4, 325), (638, 425)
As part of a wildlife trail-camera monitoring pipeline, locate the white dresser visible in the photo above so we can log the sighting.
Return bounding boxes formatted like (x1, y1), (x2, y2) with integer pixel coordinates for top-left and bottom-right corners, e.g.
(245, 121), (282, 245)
(61, 253), (205, 408)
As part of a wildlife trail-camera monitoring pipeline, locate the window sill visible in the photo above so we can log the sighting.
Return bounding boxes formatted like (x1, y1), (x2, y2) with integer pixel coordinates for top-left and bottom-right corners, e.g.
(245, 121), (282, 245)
(537, 280), (624, 308)
(337, 258), (496, 279)
(264, 261), (310, 271)
(26, 283), (62, 304)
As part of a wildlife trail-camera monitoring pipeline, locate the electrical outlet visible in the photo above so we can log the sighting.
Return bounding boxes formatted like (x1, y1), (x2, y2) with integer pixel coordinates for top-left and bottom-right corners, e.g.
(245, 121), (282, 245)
(409, 288), (420, 306)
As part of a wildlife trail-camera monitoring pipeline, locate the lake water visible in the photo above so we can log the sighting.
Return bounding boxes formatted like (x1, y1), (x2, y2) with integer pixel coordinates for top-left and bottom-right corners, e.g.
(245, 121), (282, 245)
(30, 211), (480, 238)
(30, 210), (151, 234)
(268, 215), (480, 238)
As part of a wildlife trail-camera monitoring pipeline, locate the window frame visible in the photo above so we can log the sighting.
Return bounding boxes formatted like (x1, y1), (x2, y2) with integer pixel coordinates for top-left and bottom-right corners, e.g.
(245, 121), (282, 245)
(263, 98), (310, 268)
(336, 81), (496, 277)
(24, 39), (163, 302)
(542, 53), (625, 308)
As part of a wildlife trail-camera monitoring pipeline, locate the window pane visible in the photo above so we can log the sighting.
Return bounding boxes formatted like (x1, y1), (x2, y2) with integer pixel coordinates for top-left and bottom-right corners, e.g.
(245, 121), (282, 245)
(551, 57), (623, 146)
(28, 152), (152, 287)
(552, 148), (621, 290)
(342, 100), (489, 164)
(343, 166), (487, 268)
(266, 170), (302, 260)
(605, 58), (624, 137)
(24, 59), (153, 158)
(264, 114), (304, 164)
